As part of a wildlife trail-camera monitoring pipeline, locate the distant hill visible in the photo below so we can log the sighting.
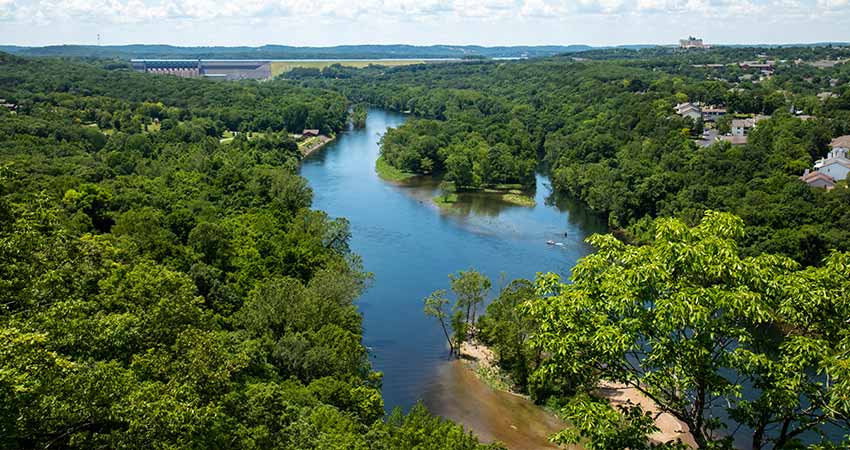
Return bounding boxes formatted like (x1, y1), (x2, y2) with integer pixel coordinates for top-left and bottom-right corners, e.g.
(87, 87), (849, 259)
(0, 44), (662, 60)
(0, 46), (27, 54)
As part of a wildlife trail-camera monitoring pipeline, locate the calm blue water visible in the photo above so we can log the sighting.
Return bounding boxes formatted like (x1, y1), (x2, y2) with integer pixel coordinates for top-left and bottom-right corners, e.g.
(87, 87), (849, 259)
(300, 109), (605, 411)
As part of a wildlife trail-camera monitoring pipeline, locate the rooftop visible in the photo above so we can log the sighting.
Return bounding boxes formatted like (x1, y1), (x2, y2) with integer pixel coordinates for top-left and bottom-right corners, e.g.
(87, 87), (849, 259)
(731, 118), (754, 128)
(800, 170), (835, 188)
(830, 135), (850, 149)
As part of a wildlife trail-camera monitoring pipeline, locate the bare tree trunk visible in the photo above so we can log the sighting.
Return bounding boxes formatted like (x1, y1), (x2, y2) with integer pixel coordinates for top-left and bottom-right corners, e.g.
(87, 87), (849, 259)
(438, 317), (455, 356)
(471, 302), (478, 336)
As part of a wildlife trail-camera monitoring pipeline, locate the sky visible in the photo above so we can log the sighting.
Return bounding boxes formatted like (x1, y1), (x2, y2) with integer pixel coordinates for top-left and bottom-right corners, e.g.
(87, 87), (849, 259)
(1, 0), (849, 47)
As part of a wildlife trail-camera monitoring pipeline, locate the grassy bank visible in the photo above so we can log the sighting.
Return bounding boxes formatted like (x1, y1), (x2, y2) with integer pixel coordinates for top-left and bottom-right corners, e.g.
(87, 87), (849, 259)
(375, 156), (417, 182)
(433, 191), (535, 210)
(432, 193), (459, 209)
(501, 193), (536, 207)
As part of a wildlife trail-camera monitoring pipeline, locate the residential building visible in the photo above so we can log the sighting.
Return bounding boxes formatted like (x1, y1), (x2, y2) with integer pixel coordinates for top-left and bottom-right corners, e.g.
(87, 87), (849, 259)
(739, 61), (774, 70)
(702, 107), (726, 122)
(814, 146), (850, 181)
(675, 102), (702, 121)
(830, 135), (850, 150)
(731, 118), (755, 137)
(800, 169), (835, 189)
(302, 129), (320, 137)
(730, 115), (767, 137)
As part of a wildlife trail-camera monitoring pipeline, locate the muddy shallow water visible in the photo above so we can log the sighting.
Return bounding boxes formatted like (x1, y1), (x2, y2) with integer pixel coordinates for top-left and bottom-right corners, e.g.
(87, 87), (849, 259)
(424, 361), (575, 449)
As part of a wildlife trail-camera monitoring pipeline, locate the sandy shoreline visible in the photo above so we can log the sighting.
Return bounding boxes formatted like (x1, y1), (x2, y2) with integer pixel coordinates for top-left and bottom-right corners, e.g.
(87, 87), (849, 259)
(459, 340), (697, 449)
(597, 381), (697, 448)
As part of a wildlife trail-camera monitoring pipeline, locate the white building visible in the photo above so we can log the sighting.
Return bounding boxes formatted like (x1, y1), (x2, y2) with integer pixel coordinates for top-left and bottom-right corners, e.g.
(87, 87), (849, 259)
(675, 102), (703, 121)
(731, 118), (755, 137)
(814, 147), (850, 181)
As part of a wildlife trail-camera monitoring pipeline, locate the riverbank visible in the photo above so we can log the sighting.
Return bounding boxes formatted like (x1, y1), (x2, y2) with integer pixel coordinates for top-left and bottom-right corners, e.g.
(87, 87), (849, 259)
(459, 340), (696, 449)
(425, 356), (570, 450)
(299, 108), (608, 445)
(460, 341), (519, 394)
(300, 134), (334, 158)
(597, 382), (697, 448)
(432, 193), (459, 209)
(375, 155), (417, 182)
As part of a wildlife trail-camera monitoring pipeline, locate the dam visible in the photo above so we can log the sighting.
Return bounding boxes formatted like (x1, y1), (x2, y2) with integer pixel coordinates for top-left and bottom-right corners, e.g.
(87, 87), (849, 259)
(131, 59), (272, 80)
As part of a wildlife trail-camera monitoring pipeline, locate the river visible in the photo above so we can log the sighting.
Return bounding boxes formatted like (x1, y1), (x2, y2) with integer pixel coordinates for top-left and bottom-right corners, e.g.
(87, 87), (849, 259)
(300, 109), (605, 447)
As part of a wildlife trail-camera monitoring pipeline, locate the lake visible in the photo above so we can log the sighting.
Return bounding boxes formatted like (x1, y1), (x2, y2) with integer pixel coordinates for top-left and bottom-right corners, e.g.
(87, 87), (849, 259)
(300, 109), (605, 444)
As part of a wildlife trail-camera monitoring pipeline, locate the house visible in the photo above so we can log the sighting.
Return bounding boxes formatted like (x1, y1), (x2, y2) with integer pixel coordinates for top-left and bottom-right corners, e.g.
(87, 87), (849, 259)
(675, 102), (702, 121)
(730, 115), (767, 137)
(814, 146), (850, 182)
(702, 107), (726, 122)
(830, 135), (850, 150)
(301, 129), (320, 137)
(739, 61), (774, 70)
(800, 169), (835, 189)
(0, 99), (15, 111)
(731, 118), (755, 136)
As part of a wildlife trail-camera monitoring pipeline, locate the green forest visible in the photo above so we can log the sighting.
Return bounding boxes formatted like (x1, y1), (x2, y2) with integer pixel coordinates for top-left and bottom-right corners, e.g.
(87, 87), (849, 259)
(2, 43), (850, 450)
(426, 213), (849, 450)
(0, 53), (499, 449)
(291, 47), (850, 449)
(294, 47), (850, 265)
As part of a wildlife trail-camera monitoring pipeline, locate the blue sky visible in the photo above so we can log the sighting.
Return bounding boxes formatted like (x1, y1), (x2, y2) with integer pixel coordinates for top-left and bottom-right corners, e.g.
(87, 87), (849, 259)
(1, 0), (849, 47)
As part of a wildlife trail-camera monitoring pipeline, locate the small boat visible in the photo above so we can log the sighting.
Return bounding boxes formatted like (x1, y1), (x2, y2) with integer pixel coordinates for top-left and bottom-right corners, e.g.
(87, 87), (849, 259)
(546, 240), (556, 245)
(554, 242), (564, 247)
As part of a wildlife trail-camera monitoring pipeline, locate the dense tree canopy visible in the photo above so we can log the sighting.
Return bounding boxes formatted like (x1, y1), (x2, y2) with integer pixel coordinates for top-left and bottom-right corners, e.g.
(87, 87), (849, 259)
(474, 212), (850, 449)
(0, 53), (500, 449)
(295, 46), (850, 265)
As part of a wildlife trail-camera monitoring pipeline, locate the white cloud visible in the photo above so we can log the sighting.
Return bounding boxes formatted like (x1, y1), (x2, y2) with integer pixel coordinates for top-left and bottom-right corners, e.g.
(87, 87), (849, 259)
(520, 0), (564, 17)
(1, 0), (849, 44)
(818, 0), (850, 9)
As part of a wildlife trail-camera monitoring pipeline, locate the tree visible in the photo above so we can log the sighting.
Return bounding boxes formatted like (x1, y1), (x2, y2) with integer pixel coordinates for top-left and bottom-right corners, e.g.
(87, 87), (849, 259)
(732, 250), (850, 450)
(477, 279), (539, 390)
(350, 103), (368, 129)
(449, 269), (491, 334)
(438, 180), (454, 203)
(525, 211), (850, 449)
(424, 289), (456, 356)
